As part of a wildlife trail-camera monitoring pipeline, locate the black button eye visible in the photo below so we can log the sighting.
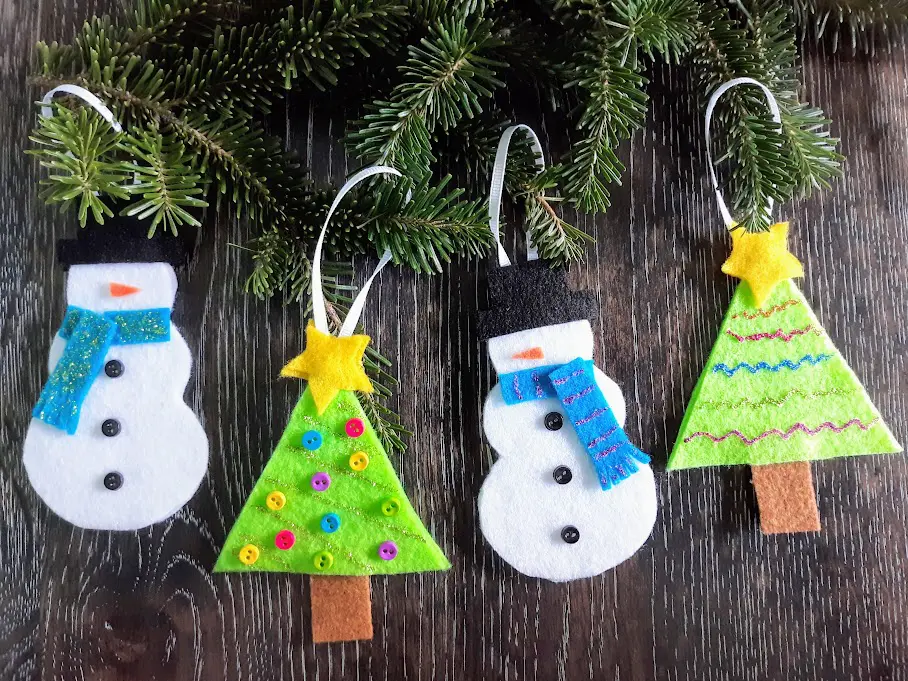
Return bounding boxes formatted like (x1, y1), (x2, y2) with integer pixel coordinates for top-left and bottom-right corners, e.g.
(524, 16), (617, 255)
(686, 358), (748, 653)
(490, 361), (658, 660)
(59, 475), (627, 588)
(101, 419), (121, 437)
(104, 472), (123, 490)
(544, 412), (563, 431)
(561, 526), (580, 544)
(104, 360), (124, 378)
(553, 466), (572, 484)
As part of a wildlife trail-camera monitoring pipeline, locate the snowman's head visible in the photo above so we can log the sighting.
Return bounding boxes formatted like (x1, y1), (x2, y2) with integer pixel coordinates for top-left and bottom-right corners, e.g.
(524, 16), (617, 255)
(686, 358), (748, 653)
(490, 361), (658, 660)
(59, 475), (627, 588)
(477, 259), (599, 373)
(56, 214), (192, 312)
(487, 320), (594, 374)
(66, 262), (178, 311)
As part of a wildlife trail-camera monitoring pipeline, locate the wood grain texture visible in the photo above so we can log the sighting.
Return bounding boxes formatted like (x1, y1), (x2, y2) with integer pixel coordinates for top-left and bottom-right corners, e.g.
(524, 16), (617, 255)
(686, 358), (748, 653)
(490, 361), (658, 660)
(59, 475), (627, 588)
(2, 2), (908, 679)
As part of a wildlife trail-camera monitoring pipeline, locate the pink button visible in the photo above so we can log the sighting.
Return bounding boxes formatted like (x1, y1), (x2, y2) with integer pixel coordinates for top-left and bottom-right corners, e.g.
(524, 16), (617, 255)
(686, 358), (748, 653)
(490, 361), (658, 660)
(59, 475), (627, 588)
(275, 530), (295, 550)
(378, 541), (398, 561)
(345, 418), (365, 438)
(311, 472), (331, 491)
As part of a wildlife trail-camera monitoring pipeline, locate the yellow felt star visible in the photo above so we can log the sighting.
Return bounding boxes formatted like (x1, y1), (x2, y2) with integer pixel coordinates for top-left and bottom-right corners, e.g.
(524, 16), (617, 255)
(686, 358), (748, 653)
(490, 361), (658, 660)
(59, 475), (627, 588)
(280, 320), (373, 414)
(721, 221), (804, 307)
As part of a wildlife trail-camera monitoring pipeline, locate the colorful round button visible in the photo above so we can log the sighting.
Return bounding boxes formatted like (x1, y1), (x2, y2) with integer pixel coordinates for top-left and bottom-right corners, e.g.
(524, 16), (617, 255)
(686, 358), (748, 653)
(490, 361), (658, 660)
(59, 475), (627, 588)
(349, 451), (369, 471)
(381, 498), (401, 516)
(266, 490), (287, 510)
(313, 551), (334, 571)
(320, 513), (341, 533)
(301, 430), (323, 450)
(275, 529), (295, 550)
(378, 541), (398, 561)
(238, 544), (260, 565)
(311, 472), (331, 491)
(345, 418), (365, 438)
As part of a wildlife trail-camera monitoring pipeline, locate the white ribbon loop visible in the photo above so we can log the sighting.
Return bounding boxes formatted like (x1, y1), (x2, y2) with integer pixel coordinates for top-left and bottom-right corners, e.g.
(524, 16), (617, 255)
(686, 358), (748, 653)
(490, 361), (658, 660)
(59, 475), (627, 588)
(704, 77), (782, 228)
(488, 124), (546, 267)
(311, 166), (402, 337)
(40, 84), (123, 133)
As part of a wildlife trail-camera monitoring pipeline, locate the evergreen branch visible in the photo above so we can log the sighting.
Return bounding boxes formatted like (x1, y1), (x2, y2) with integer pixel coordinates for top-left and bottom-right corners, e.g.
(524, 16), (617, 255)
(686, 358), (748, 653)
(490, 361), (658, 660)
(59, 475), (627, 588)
(691, 1), (842, 231)
(346, 16), (505, 178)
(560, 38), (648, 214)
(791, 0), (908, 51)
(367, 176), (491, 272)
(27, 104), (132, 226)
(120, 126), (209, 235)
(521, 167), (592, 265)
(277, 0), (410, 90)
(607, 0), (700, 67)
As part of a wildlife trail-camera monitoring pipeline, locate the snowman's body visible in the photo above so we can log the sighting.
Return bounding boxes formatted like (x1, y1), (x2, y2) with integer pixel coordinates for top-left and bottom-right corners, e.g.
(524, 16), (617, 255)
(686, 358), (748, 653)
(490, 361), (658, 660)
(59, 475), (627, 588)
(23, 262), (208, 530)
(479, 320), (657, 582)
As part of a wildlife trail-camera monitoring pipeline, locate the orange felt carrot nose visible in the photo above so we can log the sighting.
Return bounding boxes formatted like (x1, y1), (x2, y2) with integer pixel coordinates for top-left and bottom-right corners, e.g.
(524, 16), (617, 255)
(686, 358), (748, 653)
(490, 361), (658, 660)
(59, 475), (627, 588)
(109, 282), (141, 297)
(512, 347), (544, 360)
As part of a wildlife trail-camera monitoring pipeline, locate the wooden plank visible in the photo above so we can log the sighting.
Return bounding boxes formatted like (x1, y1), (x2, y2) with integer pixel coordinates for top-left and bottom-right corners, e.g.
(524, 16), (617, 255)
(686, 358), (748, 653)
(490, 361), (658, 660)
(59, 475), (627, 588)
(0, 2), (906, 679)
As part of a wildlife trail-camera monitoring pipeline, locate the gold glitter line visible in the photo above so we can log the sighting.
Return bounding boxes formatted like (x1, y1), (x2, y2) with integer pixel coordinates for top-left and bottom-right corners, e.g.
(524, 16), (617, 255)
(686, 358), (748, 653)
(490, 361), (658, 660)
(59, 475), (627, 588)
(250, 504), (375, 574)
(699, 387), (859, 410)
(287, 445), (400, 496)
(731, 299), (800, 320)
(264, 476), (428, 544)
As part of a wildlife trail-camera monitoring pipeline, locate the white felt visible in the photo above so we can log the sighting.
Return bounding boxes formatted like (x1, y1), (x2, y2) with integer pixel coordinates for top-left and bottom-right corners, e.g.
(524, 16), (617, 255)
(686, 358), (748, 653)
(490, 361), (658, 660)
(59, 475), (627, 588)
(487, 320), (596, 376)
(23, 263), (209, 531)
(479, 322), (657, 581)
(65, 262), (178, 311)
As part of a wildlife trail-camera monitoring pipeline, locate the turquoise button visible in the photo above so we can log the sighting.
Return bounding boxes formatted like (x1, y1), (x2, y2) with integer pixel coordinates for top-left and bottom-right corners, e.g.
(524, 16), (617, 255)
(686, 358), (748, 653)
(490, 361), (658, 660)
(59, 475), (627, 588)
(320, 513), (341, 533)
(301, 430), (322, 450)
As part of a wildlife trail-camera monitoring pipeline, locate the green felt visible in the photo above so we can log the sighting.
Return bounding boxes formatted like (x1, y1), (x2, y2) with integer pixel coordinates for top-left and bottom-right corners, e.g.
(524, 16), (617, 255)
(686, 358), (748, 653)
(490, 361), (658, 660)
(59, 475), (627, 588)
(668, 280), (901, 469)
(214, 388), (450, 576)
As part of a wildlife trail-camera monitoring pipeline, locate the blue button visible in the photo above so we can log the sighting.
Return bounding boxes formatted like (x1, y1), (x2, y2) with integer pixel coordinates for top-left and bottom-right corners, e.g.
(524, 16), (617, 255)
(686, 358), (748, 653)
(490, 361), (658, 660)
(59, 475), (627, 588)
(301, 430), (323, 450)
(320, 513), (341, 534)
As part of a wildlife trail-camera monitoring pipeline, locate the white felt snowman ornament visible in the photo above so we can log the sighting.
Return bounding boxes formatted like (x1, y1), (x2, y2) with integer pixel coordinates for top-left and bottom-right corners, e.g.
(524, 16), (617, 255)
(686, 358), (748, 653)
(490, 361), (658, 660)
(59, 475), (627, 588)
(476, 125), (657, 582)
(23, 218), (209, 530)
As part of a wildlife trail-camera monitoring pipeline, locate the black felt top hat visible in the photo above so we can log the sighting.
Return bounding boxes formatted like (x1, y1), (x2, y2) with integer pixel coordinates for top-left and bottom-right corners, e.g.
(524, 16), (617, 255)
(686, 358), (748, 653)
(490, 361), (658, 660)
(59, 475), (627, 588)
(57, 211), (194, 269)
(477, 259), (599, 340)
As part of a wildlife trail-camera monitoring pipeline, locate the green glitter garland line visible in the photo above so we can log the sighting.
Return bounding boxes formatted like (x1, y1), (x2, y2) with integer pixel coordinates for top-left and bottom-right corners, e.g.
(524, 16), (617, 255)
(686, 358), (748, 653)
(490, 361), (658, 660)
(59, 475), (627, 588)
(698, 387), (860, 410)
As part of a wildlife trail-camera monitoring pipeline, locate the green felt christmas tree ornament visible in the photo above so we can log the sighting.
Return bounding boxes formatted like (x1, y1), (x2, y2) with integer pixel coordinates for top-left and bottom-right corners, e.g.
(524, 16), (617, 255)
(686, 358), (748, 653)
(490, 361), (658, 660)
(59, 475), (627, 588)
(668, 78), (901, 534)
(215, 167), (449, 642)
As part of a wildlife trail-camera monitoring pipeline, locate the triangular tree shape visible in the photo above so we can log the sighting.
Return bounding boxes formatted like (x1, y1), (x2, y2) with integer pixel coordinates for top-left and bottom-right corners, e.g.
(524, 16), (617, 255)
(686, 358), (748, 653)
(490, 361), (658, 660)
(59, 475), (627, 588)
(216, 387), (449, 640)
(669, 279), (900, 532)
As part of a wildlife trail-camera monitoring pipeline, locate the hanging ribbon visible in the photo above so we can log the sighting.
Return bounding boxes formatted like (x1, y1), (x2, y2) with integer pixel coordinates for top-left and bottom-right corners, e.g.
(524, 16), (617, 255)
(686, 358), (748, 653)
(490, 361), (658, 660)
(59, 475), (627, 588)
(488, 124), (546, 267)
(704, 77), (782, 228)
(40, 84), (123, 133)
(310, 166), (400, 336)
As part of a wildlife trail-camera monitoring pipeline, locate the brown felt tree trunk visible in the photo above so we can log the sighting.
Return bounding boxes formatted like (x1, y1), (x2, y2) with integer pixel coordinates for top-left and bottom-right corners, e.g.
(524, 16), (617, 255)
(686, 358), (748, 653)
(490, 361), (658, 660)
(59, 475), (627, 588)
(309, 576), (374, 643)
(750, 461), (822, 534)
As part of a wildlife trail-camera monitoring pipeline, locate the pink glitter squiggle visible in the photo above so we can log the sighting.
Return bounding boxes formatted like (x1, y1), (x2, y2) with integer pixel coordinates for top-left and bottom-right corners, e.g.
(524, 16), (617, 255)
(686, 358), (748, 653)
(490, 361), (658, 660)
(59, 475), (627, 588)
(683, 417), (880, 445)
(725, 325), (820, 342)
(563, 385), (594, 405)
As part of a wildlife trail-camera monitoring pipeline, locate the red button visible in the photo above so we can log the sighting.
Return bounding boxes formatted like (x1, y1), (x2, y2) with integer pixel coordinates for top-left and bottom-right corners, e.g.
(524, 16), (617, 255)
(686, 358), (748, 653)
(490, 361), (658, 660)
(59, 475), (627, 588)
(345, 418), (365, 438)
(275, 530), (295, 550)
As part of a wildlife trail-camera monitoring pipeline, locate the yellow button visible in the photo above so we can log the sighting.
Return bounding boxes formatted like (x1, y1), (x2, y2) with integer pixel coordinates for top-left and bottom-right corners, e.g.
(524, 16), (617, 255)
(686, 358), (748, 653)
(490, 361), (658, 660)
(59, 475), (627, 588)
(266, 491), (286, 511)
(238, 544), (260, 565)
(349, 452), (369, 471)
(313, 550), (334, 571)
(381, 498), (401, 516)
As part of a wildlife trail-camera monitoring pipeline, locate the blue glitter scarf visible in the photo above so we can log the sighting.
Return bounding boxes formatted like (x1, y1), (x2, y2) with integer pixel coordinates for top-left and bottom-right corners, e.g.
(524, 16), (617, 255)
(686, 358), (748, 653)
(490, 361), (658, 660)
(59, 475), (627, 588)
(499, 358), (650, 490)
(33, 306), (171, 434)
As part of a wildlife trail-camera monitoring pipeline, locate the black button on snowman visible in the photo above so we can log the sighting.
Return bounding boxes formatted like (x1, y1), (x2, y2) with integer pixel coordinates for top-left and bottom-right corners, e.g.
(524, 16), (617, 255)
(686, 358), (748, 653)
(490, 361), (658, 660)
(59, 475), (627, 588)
(477, 260), (657, 582)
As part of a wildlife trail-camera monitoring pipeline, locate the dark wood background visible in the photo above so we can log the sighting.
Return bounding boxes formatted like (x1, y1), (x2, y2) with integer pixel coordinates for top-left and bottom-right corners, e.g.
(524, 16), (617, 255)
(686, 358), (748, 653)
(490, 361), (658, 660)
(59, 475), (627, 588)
(4, 2), (908, 680)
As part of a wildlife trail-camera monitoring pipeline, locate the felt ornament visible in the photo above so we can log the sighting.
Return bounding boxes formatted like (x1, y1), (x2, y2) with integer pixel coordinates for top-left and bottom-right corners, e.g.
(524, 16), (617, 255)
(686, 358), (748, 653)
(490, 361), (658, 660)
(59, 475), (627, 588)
(23, 86), (208, 531)
(668, 78), (901, 534)
(476, 125), (657, 582)
(215, 166), (450, 643)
